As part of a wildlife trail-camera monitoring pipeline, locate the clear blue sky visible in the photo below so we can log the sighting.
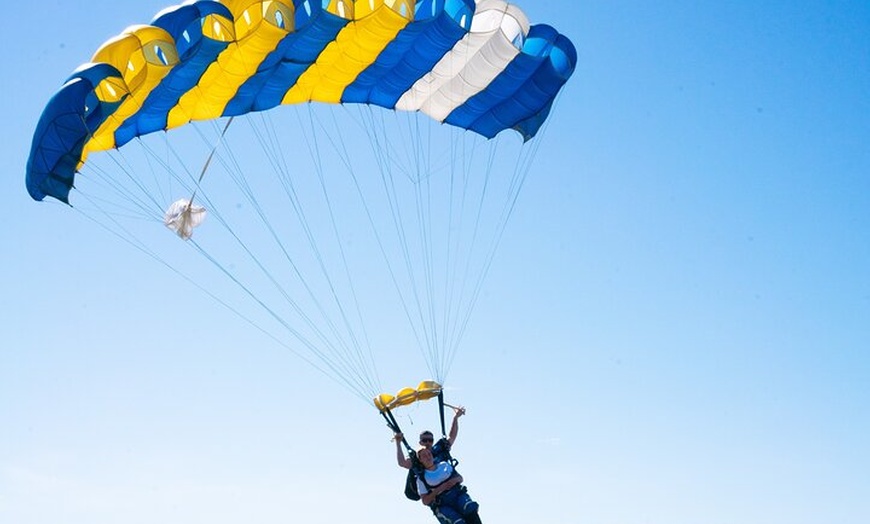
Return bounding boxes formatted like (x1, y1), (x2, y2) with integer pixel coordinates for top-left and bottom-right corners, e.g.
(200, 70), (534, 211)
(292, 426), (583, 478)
(2, 2), (868, 523)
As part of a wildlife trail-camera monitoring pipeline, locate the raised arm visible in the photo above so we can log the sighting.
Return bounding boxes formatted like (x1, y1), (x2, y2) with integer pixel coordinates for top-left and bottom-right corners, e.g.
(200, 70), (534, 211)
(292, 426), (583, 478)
(447, 406), (465, 446)
(394, 432), (411, 469)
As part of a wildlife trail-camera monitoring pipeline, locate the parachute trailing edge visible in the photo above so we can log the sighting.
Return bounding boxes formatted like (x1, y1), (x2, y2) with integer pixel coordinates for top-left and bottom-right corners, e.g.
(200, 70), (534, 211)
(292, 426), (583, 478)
(26, 0), (576, 203)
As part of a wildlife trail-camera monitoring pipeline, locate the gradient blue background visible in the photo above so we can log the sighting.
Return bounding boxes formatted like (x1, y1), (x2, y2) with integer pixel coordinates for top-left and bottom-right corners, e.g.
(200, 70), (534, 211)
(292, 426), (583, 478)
(2, 2), (868, 523)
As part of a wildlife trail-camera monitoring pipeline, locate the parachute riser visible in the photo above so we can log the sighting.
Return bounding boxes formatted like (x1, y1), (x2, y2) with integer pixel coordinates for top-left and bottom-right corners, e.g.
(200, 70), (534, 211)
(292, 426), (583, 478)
(438, 390), (447, 438)
(381, 407), (414, 454)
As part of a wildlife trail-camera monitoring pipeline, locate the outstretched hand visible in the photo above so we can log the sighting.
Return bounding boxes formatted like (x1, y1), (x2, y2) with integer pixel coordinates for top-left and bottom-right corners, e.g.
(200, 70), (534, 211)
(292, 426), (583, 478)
(393, 431), (404, 442)
(453, 406), (466, 418)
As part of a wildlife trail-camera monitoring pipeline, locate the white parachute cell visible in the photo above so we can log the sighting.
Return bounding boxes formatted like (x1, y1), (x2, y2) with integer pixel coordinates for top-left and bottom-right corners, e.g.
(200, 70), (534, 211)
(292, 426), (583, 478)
(395, 0), (530, 120)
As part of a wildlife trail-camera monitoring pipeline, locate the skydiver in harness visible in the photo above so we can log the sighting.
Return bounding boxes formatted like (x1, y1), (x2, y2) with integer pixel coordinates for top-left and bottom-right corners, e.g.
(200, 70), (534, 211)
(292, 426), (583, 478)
(386, 403), (482, 524)
(394, 405), (465, 469)
(414, 446), (481, 524)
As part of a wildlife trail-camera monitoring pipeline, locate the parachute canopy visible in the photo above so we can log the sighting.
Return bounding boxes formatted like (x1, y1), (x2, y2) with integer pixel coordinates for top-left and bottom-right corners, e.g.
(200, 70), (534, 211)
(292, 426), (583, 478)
(25, 0), (576, 404)
(26, 0), (576, 203)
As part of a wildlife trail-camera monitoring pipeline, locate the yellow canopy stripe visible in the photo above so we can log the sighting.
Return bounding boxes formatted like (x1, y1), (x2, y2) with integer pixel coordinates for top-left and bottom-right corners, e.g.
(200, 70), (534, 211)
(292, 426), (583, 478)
(166, 0), (294, 128)
(282, 1), (412, 105)
(81, 25), (178, 160)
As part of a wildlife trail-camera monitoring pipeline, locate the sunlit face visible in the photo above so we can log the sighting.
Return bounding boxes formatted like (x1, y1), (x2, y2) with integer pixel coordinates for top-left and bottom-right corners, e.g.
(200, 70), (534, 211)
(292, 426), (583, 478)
(417, 447), (435, 468)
